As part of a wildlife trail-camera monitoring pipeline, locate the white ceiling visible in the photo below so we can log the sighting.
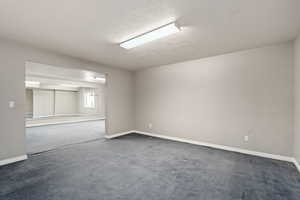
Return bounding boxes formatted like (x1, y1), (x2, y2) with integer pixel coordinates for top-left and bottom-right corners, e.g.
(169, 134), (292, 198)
(26, 62), (105, 90)
(0, 0), (300, 70)
(25, 76), (100, 91)
(26, 62), (105, 83)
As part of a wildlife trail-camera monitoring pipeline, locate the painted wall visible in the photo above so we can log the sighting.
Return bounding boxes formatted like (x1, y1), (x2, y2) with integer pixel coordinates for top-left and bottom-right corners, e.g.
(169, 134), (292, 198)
(294, 35), (300, 164)
(25, 89), (33, 117)
(78, 85), (106, 117)
(33, 89), (55, 117)
(54, 90), (78, 115)
(135, 43), (294, 156)
(30, 87), (103, 118)
(96, 86), (106, 118)
(0, 38), (134, 161)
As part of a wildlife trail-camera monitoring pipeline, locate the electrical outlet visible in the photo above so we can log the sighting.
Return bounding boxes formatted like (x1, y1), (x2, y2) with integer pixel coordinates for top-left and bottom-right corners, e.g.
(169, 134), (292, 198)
(148, 123), (153, 129)
(244, 135), (249, 142)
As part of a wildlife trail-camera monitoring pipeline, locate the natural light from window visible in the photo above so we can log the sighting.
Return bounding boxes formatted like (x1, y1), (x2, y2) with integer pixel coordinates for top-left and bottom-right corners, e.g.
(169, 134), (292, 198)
(84, 90), (95, 108)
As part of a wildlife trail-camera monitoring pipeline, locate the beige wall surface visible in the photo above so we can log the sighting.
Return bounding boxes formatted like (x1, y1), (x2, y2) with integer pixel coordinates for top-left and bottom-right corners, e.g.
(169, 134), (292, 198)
(78, 85), (106, 117)
(55, 90), (78, 115)
(135, 43), (294, 156)
(25, 89), (33, 116)
(33, 89), (55, 117)
(0, 38), (134, 161)
(294, 35), (300, 163)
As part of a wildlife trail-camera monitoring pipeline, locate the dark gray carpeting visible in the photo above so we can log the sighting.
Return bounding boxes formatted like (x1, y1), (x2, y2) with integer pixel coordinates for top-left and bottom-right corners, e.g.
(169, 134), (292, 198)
(26, 120), (105, 154)
(1, 133), (300, 200)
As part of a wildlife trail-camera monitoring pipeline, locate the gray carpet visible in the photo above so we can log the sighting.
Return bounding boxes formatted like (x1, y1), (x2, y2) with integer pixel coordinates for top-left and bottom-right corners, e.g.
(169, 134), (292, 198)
(26, 120), (105, 154)
(1, 133), (300, 200)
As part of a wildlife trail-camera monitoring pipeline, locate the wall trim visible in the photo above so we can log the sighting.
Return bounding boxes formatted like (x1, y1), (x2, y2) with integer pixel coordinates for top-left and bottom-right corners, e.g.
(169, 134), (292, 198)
(26, 118), (105, 128)
(292, 158), (300, 173)
(0, 155), (28, 167)
(133, 130), (294, 163)
(104, 130), (298, 171)
(104, 131), (133, 139)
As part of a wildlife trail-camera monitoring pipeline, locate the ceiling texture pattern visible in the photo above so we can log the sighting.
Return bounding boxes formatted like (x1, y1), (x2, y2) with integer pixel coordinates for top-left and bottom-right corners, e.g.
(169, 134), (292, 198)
(0, 0), (299, 70)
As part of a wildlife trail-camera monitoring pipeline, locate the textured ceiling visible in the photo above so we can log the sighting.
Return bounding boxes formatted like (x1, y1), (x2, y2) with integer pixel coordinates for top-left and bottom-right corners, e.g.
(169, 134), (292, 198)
(26, 62), (105, 82)
(26, 62), (105, 90)
(0, 0), (300, 70)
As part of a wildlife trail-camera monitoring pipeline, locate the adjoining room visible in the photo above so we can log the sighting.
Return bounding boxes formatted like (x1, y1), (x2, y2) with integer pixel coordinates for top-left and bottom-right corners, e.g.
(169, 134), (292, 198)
(25, 62), (106, 153)
(0, 1), (300, 200)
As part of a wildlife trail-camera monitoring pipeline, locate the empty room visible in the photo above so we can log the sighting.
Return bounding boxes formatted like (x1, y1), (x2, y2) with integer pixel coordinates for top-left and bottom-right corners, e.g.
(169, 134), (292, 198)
(0, 1), (300, 200)
(25, 62), (106, 154)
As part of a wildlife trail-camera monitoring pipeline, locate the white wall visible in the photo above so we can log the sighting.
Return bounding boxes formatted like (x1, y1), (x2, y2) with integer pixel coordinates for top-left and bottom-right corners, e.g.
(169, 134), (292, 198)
(25, 89), (33, 117)
(33, 89), (55, 118)
(0, 38), (134, 161)
(55, 90), (78, 115)
(96, 86), (106, 118)
(30, 86), (104, 118)
(78, 85), (105, 117)
(32, 89), (78, 117)
(135, 42), (294, 156)
(294, 35), (300, 164)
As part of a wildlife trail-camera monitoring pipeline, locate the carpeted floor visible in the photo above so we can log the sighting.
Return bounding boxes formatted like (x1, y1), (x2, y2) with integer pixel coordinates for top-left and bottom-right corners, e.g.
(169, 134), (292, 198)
(26, 120), (105, 154)
(1, 133), (300, 200)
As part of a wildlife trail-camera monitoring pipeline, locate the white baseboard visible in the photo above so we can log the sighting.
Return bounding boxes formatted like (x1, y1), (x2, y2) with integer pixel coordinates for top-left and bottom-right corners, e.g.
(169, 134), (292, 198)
(26, 118), (104, 128)
(133, 130), (294, 163)
(0, 155), (28, 166)
(104, 131), (133, 139)
(104, 129), (298, 171)
(292, 158), (300, 173)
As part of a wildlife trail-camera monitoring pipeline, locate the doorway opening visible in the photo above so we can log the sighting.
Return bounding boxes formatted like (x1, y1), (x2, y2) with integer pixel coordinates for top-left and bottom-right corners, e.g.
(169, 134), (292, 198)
(25, 62), (107, 154)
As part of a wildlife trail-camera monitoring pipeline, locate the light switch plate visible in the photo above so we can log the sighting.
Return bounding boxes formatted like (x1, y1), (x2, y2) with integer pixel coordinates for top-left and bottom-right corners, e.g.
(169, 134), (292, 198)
(9, 101), (15, 108)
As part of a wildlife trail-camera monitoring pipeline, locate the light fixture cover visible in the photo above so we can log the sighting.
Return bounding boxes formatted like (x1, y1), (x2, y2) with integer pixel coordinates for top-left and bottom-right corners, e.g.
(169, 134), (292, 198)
(120, 22), (180, 49)
(95, 77), (106, 81)
(25, 81), (40, 85)
(60, 84), (79, 88)
(25, 81), (40, 88)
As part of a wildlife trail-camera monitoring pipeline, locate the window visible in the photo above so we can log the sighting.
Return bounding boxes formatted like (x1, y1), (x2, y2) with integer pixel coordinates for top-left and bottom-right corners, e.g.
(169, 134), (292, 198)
(84, 89), (95, 108)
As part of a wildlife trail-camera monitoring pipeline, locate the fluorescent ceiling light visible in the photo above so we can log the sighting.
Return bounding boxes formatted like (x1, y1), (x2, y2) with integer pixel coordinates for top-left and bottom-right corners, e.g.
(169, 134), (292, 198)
(25, 81), (40, 87)
(88, 77), (106, 82)
(120, 22), (181, 49)
(25, 81), (40, 85)
(95, 77), (106, 81)
(60, 84), (79, 88)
